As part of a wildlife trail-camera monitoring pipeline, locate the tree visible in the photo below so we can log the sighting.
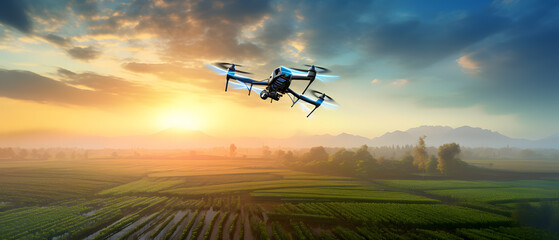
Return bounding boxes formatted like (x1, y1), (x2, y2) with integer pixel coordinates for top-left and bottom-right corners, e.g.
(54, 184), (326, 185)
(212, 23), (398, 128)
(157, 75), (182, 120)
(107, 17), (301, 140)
(274, 149), (286, 159)
(229, 144), (237, 158)
(31, 149), (40, 159)
(329, 148), (357, 175)
(400, 154), (415, 173)
(437, 143), (466, 175)
(301, 146), (329, 163)
(55, 151), (66, 159)
(426, 155), (438, 173)
(42, 151), (51, 160)
(355, 145), (377, 177)
(283, 151), (295, 161)
(412, 136), (428, 170)
(354, 145), (374, 162)
(262, 146), (271, 159)
(18, 149), (28, 160)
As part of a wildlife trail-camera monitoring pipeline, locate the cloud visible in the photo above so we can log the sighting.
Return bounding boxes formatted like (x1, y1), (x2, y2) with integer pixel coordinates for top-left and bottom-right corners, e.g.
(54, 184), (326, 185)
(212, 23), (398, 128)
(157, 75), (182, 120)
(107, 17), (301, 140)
(371, 78), (381, 84)
(391, 79), (409, 86)
(0, 0), (32, 33)
(414, 1), (559, 122)
(66, 46), (101, 61)
(42, 34), (71, 48)
(121, 62), (213, 85)
(0, 68), (160, 107)
(361, 11), (508, 68)
(82, 0), (276, 62)
(69, 0), (99, 19)
(456, 55), (480, 73)
(57, 68), (151, 95)
(3, 0), (559, 123)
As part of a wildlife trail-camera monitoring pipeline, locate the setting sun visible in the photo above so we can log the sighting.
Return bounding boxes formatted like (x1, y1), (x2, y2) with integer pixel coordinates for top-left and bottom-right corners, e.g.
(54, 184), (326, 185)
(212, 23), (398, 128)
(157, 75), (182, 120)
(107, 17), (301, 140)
(158, 111), (202, 131)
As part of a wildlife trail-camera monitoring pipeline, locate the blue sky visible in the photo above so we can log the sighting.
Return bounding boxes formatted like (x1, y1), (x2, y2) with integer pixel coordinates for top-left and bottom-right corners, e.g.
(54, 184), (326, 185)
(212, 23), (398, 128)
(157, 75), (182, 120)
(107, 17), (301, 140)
(0, 0), (558, 139)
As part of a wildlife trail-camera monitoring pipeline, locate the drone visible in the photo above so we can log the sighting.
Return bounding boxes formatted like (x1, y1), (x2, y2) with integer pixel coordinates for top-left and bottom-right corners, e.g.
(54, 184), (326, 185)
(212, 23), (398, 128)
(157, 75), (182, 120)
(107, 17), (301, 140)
(206, 62), (338, 117)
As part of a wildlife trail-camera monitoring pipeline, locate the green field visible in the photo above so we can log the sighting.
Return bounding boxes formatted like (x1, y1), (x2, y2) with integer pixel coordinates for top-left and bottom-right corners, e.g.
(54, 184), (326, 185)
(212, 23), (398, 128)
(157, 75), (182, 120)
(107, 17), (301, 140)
(98, 178), (185, 195)
(376, 179), (504, 190)
(427, 187), (559, 203)
(270, 202), (512, 228)
(251, 187), (439, 203)
(1, 157), (558, 239)
(163, 179), (365, 196)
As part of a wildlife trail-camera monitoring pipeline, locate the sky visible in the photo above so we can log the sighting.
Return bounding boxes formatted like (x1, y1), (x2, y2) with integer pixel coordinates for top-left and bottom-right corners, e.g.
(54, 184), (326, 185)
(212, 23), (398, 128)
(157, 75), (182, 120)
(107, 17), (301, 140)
(0, 0), (558, 140)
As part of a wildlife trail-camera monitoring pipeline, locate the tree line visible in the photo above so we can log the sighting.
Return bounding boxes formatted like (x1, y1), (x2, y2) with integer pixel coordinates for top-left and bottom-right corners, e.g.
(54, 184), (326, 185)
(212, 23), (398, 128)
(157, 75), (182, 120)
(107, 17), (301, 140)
(276, 137), (472, 178)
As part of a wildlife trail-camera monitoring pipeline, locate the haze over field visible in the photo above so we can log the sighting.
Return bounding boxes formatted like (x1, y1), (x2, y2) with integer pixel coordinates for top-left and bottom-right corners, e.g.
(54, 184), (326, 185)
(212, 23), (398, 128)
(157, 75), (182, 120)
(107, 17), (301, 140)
(2, 125), (559, 149)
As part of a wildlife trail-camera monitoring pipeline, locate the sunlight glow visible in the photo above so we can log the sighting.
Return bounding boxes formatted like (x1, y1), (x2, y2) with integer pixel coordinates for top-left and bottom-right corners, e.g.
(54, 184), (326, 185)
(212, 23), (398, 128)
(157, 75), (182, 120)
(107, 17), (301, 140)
(158, 111), (202, 130)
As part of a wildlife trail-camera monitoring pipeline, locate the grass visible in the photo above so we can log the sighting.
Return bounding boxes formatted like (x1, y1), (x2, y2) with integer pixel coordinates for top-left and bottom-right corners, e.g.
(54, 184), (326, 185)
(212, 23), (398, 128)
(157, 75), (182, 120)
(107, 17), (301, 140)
(162, 179), (365, 195)
(0, 167), (133, 204)
(98, 178), (184, 195)
(251, 187), (439, 203)
(489, 180), (559, 190)
(427, 187), (559, 203)
(376, 180), (503, 190)
(272, 171), (354, 180)
(0, 196), (166, 240)
(176, 173), (283, 188)
(271, 202), (513, 228)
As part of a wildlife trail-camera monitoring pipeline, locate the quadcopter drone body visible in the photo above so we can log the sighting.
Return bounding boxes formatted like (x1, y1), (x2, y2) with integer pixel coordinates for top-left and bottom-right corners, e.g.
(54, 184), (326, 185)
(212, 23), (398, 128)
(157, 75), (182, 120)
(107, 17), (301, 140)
(207, 63), (338, 117)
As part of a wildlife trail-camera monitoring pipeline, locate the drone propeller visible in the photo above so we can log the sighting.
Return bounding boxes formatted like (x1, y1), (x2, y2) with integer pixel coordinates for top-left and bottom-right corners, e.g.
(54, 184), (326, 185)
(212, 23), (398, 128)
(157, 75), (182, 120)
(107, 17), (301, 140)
(289, 64), (331, 74)
(309, 89), (338, 109)
(287, 65), (338, 82)
(310, 90), (335, 102)
(214, 62), (252, 75)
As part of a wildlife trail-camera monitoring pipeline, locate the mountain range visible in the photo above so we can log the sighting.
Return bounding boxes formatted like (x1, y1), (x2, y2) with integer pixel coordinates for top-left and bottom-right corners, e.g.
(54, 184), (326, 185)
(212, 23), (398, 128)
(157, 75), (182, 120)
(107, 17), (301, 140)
(0, 126), (557, 149)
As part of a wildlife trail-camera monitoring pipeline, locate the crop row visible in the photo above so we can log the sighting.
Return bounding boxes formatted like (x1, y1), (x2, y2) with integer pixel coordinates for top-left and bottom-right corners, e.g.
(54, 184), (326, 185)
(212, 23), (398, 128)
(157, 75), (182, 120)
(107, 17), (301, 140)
(271, 202), (513, 228)
(163, 179), (363, 195)
(456, 227), (559, 240)
(98, 178), (184, 195)
(427, 188), (559, 203)
(0, 196), (166, 240)
(251, 187), (438, 203)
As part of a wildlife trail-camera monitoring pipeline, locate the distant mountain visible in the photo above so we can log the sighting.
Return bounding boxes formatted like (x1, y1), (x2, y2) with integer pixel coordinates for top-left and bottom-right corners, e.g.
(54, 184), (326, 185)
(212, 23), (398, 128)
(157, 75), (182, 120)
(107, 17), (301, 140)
(406, 126), (453, 139)
(370, 126), (535, 148)
(0, 126), (557, 149)
(535, 133), (559, 149)
(370, 130), (415, 146)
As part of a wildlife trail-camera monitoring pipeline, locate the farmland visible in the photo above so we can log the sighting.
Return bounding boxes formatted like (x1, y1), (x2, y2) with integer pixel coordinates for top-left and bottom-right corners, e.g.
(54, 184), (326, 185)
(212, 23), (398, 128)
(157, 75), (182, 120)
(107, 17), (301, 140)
(1, 157), (558, 239)
(427, 187), (559, 203)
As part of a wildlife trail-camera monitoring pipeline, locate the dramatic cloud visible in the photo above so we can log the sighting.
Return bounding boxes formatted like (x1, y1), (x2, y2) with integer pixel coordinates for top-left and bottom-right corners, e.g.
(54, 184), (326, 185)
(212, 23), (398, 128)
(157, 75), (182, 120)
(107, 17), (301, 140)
(66, 46), (101, 61)
(360, 11), (508, 68)
(42, 34), (71, 48)
(121, 62), (215, 86)
(0, 68), (159, 107)
(415, 1), (559, 120)
(0, 0), (32, 33)
(1, 0), (559, 131)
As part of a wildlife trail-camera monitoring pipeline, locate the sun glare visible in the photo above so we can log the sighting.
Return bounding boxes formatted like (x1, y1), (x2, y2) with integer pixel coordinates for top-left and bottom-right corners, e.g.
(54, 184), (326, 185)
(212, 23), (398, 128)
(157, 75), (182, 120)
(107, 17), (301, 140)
(159, 111), (202, 130)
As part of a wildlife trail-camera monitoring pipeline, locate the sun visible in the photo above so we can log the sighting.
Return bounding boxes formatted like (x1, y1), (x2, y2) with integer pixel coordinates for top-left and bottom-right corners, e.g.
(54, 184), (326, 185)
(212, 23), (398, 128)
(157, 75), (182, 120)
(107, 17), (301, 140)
(158, 111), (202, 130)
